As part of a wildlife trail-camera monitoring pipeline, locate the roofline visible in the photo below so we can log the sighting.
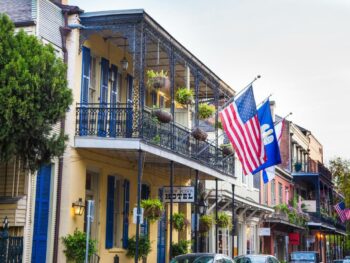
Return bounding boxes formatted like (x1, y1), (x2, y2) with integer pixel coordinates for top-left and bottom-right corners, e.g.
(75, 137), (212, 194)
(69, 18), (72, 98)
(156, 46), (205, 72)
(80, 9), (234, 95)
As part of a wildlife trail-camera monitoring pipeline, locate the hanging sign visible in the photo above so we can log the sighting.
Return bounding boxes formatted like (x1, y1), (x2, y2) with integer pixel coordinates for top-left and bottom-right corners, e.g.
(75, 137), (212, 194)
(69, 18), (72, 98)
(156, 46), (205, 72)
(132, 207), (144, 224)
(289, 233), (300, 245)
(258, 228), (271, 236)
(163, 186), (195, 203)
(301, 200), (317, 212)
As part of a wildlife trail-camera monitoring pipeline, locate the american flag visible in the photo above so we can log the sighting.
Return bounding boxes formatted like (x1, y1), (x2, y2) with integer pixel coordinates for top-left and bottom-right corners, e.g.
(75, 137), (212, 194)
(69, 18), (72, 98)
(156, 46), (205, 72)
(334, 201), (346, 222)
(219, 86), (266, 175)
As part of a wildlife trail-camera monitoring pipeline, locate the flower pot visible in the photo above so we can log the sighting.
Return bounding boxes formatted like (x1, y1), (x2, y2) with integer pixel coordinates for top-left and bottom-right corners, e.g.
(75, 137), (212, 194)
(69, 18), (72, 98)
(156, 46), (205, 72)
(143, 206), (162, 221)
(199, 221), (211, 233)
(221, 146), (233, 156)
(152, 76), (170, 90)
(152, 109), (172, 123)
(192, 127), (208, 141)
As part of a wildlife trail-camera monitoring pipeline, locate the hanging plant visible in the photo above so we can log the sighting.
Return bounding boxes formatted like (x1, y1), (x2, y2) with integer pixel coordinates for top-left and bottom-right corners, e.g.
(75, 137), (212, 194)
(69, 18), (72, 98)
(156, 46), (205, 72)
(126, 236), (151, 261)
(175, 87), (194, 105)
(146, 70), (170, 90)
(191, 127), (208, 141)
(173, 212), (189, 232)
(152, 108), (173, 123)
(220, 144), (234, 156)
(171, 240), (191, 257)
(217, 212), (231, 229)
(198, 103), (215, 119)
(141, 198), (164, 222)
(199, 214), (214, 233)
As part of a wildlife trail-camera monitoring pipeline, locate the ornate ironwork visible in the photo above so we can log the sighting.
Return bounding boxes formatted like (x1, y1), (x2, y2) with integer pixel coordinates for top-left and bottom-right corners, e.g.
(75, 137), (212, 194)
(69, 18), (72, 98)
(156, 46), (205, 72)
(0, 217), (23, 263)
(75, 104), (234, 176)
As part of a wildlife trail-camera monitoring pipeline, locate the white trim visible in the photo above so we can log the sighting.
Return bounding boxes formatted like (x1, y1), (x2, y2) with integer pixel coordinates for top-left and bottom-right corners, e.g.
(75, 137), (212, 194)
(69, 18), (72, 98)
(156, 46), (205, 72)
(74, 137), (237, 184)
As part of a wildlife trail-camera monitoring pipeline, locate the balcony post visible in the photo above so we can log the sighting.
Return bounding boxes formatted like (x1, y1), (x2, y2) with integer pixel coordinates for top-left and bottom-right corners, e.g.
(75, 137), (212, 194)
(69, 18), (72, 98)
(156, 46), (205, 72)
(215, 178), (218, 253)
(194, 170), (199, 253)
(135, 150), (144, 263)
(316, 177), (321, 218)
(139, 24), (146, 138)
(169, 161), (174, 260)
(194, 70), (200, 127)
(231, 184), (235, 257)
(170, 46), (175, 150)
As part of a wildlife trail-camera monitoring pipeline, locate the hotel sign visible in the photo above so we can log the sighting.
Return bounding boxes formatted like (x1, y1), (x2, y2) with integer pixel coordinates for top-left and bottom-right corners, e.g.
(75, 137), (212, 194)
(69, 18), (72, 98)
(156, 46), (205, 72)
(163, 186), (195, 203)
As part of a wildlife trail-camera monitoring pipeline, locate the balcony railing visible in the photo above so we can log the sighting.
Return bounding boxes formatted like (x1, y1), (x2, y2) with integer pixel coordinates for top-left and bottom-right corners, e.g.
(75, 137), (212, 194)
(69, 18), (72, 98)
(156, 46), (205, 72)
(75, 103), (234, 176)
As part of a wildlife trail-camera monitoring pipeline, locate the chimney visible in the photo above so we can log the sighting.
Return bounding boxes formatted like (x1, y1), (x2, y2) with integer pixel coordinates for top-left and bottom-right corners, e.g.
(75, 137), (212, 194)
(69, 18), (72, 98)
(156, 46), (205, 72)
(50, 0), (68, 5)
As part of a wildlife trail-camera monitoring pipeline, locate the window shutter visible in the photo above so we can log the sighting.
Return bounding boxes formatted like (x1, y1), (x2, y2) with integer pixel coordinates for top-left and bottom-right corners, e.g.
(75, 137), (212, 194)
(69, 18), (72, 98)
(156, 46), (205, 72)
(79, 47), (91, 136)
(122, 179), (130, 249)
(98, 58), (109, 137)
(110, 64), (118, 137)
(105, 176), (115, 249)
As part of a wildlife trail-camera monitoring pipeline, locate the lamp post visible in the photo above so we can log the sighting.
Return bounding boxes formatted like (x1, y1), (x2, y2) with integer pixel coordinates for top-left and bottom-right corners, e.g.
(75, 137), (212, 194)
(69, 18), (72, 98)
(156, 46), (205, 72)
(198, 198), (208, 252)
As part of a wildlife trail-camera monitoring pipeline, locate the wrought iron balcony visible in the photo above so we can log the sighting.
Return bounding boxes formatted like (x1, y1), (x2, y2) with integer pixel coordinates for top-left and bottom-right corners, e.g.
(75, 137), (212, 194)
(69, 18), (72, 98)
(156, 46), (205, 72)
(75, 103), (234, 176)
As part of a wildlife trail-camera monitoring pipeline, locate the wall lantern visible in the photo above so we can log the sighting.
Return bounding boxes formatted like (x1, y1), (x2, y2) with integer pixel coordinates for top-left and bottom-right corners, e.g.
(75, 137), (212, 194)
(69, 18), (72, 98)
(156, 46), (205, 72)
(72, 198), (85, 216)
(120, 38), (128, 71)
(198, 198), (208, 215)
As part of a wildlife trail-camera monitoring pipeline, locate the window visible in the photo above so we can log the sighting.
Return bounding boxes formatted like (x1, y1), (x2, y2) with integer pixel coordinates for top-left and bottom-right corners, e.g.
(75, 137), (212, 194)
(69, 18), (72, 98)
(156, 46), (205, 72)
(271, 180), (276, 206)
(278, 183), (283, 204)
(105, 176), (130, 249)
(242, 169), (247, 185)
(264, 183), (268, 205)
(253, 172), (260, 189)
(89, 56), (98, 103)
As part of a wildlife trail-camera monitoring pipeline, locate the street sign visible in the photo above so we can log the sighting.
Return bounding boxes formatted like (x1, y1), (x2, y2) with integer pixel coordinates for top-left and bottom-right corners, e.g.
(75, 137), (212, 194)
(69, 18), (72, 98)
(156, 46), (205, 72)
(258, 228), (271, 236)
(133, 207), (144, 224)
(163, 186), (195, 203)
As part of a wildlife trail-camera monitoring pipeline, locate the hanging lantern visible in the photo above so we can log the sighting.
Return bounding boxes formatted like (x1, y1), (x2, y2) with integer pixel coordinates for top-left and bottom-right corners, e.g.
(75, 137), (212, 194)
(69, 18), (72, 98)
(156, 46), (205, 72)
(120, 38), (128, 71)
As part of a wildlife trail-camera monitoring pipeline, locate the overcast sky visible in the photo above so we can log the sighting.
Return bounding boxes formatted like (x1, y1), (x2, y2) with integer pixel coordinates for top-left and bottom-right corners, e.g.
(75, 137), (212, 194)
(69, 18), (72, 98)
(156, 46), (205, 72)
(70, 0), (350, 163)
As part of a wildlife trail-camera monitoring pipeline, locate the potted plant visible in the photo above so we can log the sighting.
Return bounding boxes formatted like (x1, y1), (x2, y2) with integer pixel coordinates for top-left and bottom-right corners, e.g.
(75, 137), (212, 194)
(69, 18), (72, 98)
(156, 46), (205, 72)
(171, 240), (191, 257)
(198, 103), (215, 119)
(175, 87), (194, 105)
(152, 108), (172, 123)
(217, 212), (231, 228)
(220, 144), (234, 156)
(146, 69), (170, 90)
(126, 236), (151, 262)
(141, 198), (164, 222)
(62, 229), (97, 263)
(192, 127), (208, 141)
(199, 214), (214, 233)
(173, 212), (189, 232)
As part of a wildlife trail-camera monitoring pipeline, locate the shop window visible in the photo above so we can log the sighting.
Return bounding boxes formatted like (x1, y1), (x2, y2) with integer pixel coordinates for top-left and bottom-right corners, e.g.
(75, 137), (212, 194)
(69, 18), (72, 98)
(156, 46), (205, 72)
(105, 176), (130, 249)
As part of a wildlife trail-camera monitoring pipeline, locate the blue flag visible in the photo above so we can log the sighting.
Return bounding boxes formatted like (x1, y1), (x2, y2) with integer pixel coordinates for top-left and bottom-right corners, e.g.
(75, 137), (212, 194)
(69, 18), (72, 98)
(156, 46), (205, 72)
(252, 99), (281, 176)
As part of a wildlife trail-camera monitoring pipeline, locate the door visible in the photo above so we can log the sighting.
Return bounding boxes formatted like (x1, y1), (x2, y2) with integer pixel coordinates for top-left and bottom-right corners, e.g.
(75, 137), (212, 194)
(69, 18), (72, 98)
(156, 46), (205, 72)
(157, 188), (166, 263)
(32, 164), (52, 263)
(98, 58), (109, 137)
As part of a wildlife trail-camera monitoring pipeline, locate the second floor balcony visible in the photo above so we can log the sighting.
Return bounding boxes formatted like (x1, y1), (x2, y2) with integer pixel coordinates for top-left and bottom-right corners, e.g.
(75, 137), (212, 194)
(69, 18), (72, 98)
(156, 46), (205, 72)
(75, 103), (235, 176)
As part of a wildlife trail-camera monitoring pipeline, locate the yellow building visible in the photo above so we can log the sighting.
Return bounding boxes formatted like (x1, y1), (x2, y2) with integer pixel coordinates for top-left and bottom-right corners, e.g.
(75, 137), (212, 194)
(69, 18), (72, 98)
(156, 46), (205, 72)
(58, 8), (238, 263)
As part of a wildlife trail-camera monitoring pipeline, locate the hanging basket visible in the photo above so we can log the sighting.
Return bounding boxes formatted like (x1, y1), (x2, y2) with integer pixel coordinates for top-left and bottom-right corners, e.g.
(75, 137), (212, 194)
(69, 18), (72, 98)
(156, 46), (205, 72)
(199, 215), (213, 233)
(152, 109), (173, 123)
(141, 198), (164, 222)
(152, 76), (170, 90)
(192, 127), (208, 141)
(221, 145), (234, 156)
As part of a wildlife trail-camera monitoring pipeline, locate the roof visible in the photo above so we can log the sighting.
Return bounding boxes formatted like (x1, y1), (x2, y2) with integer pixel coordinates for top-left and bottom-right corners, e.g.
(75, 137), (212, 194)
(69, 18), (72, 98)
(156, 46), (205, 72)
(79, 9), (234, 96)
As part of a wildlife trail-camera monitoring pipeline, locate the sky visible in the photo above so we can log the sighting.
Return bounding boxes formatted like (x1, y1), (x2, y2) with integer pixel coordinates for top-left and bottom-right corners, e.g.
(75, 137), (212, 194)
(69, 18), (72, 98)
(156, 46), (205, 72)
(70, 0), (350, 162)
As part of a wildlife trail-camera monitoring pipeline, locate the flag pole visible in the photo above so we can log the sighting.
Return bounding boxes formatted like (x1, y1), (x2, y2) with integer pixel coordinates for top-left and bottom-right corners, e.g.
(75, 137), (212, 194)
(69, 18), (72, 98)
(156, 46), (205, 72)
(219, 75), (261, 111)
(256, 93), (273, 109)
(274, 112), (292, 126)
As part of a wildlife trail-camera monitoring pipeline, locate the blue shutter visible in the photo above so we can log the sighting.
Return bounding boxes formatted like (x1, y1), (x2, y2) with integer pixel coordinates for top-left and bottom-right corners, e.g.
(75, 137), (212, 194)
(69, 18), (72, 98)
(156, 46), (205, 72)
(98, 58), (109, 137)
(105, 176), (115, 249)
(126, 74), (133, 138)
(109, 64), (118, 137)
(122, 179), (130, 249)
(79, 46), (91, 136)
(157, 188), (166, 263)
(32, 164), (52, 263)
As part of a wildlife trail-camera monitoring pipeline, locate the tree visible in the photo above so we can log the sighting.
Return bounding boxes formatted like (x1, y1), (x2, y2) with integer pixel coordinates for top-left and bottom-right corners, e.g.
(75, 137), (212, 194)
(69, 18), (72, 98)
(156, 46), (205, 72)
(0, 14), (72, 172)
(329, 157), (350, 206)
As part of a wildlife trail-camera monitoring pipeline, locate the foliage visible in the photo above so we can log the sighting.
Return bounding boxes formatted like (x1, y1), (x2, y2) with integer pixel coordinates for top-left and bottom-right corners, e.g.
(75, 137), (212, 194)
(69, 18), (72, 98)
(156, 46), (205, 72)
(126, 236), (151, 260)
(198, 103), (215, 119)
(61, 229), (97, 263)
(274, 203), (309, 227)
(152, 134), (161, 144)
(0, 14), (72, 172)
(175, 87), (194, 105)
(171, 240), (191, 257)
(217, 212), (231, 228)
(199, 214), (214, 233)
(329, 157), (350, 206)
(274, 203), (289, 214)
(141, 198), (164, 222)
(173, 212), (189, 232)
(146, 69), (168, 89)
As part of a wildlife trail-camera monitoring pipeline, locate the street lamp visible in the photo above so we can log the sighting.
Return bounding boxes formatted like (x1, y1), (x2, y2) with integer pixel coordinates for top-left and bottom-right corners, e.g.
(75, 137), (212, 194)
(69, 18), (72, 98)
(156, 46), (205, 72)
(198, 198), (208, 215)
